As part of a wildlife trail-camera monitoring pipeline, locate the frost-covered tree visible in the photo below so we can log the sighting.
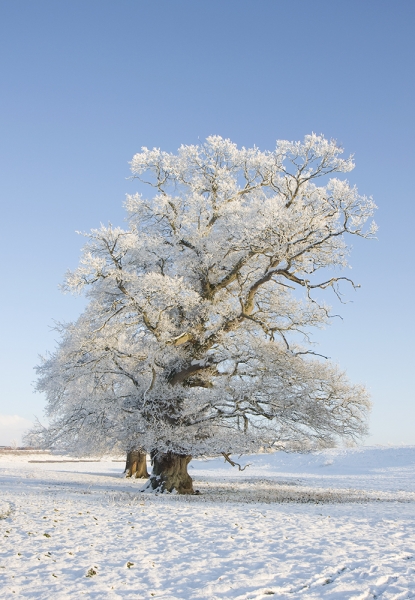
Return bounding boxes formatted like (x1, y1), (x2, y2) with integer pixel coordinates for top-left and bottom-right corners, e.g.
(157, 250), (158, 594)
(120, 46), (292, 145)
(29, 134), (375, 493)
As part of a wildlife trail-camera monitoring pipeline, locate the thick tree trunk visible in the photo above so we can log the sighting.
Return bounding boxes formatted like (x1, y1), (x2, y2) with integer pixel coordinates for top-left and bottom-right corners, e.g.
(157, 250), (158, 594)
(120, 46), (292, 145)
(125, 450), (149, 478)
(149, 452), (195, 494)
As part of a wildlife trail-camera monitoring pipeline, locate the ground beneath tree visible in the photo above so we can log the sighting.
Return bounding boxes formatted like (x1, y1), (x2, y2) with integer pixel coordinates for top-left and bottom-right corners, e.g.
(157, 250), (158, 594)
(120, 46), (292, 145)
(1, 447), (415, 599)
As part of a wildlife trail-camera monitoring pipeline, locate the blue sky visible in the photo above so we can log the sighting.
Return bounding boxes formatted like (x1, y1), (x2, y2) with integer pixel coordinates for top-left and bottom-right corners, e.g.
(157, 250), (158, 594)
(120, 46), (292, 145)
(1, 1), (414, 445)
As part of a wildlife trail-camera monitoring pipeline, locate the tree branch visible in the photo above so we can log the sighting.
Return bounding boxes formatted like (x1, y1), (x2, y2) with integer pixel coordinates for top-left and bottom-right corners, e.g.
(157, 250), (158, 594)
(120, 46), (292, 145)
(222, 453), (251, 471)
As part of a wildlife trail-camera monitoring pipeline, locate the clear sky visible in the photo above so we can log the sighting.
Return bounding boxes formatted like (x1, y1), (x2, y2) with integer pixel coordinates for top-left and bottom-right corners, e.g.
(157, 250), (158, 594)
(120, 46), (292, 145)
(1, 0), (414, 446)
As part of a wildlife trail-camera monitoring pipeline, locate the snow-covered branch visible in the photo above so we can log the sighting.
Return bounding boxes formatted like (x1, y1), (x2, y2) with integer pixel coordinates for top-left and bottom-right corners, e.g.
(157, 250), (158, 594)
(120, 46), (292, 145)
(31, 134), (374, 459)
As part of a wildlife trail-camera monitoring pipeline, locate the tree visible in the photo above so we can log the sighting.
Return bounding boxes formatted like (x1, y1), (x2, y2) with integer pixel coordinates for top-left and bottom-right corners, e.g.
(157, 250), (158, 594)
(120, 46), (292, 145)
(124, 450), (149, 479)
(29, 134), (375, 493)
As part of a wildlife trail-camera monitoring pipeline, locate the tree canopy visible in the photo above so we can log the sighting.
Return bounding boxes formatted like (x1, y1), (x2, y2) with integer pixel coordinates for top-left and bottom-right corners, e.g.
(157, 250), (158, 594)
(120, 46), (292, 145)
(30, 134), (375, 461)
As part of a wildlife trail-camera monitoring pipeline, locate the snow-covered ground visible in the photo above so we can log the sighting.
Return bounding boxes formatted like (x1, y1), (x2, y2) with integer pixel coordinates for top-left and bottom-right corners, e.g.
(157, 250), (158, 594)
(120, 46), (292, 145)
(1, 447), (415, 599)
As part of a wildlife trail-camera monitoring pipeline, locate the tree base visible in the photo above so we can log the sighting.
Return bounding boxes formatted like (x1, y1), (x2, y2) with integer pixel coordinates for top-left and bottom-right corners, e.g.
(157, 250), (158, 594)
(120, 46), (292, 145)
(125, 450), (149, 478)
(149, 452), (195, 494)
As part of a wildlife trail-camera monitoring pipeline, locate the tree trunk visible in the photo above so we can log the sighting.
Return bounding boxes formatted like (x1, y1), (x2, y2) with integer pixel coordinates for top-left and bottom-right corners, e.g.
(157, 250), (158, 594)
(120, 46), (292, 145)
(149, 452), (195, 494)
(125, 450), (149, 478)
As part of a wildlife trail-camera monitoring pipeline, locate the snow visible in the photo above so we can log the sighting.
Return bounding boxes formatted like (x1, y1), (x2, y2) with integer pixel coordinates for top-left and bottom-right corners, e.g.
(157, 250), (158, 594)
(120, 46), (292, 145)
(1, 447), (415, 599)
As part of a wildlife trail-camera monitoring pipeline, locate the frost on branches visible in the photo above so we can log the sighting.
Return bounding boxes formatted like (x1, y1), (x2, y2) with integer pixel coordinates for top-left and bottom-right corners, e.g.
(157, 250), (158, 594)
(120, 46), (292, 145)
(29, 134), (376, 493)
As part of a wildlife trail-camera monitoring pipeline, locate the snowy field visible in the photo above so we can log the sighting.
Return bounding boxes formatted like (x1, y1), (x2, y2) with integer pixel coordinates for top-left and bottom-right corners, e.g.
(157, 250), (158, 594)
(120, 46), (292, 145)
(1, 447), (415, 599)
